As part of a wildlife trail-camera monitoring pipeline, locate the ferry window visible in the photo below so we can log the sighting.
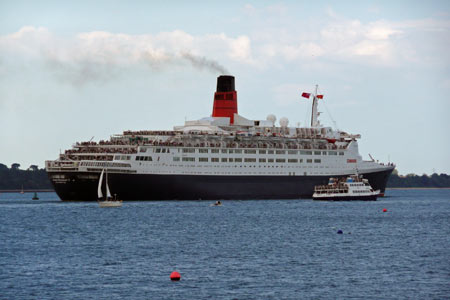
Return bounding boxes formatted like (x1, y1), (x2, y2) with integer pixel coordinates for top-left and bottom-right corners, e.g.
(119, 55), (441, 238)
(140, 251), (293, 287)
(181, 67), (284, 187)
(276, 150), (285, 154)
(329, 151), (337, 155)
(288, 150), (297, 155)
(156, 148), (161, 153)
(182, 148), (195, 153)
(229, 149), (234, 154)
(276, 158), (286, 163)
(115, 155), (121, 160)
(300, 151), (313, 155)
(235, 158), (242, 162)
(268, 158), (274, 163)
(221, 158), (228, 162)
(162, 149), (166, 153)
(229, 158), (234, 162)
(314, 159), (321, 163)
(135, 156), (140, 161)
(244, 158), (256, 162)
(307, 159), (313, 163)
(322, 151), (327, 155)
(126, 156), (131, 160)
(259, 158), (266, 163)
(199, 157), (208, 162)
(244, 149), (256, 154)
(173, 157), (180, 162)
(140, 148), (147, 153)
(314, 151), (321, 155)
(221, 149), (227, 153)
(182, 157), (195, 162)
(299, 159), (303, 163)
(211, 149), (219, 153)
(199, 149), (208, 153)
(259, 150), (266, 154)
(144, 156), (149, 161)
(288, 159), (298, 163)
(148, 156), (153, 161)
(339, 152), (344, 155)
(211, 158), (219, 162)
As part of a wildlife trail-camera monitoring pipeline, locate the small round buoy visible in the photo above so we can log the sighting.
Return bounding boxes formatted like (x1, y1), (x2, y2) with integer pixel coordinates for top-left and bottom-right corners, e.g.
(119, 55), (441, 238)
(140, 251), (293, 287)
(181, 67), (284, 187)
(170, 271), (181, 281)
(383, 208), (388, 212)
(337, 230), (343, 234)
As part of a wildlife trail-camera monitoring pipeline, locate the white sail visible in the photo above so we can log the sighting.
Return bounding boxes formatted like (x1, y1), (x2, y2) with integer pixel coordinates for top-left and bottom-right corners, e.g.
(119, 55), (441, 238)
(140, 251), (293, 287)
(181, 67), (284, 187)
(106, 169), (112, 199)
(97, 169), (104, 199)
(106, 184), (112, 199)
(106, 182), (112, 199)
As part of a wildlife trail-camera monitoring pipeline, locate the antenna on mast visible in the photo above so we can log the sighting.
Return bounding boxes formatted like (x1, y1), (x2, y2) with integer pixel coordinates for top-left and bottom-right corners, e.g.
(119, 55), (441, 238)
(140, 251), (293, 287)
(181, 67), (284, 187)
(301, 86), (323, 128)
(311, 84), (319, 127)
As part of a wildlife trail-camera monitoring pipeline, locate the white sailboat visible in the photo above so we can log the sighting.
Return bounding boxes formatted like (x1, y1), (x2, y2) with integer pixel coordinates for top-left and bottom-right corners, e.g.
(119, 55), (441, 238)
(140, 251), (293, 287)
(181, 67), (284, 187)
(98, 169), (122, 207)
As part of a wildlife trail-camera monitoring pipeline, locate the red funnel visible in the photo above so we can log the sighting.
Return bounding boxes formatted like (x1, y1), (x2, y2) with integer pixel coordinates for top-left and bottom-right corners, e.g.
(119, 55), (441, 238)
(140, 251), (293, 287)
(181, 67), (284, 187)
(212, 75), (238, 124)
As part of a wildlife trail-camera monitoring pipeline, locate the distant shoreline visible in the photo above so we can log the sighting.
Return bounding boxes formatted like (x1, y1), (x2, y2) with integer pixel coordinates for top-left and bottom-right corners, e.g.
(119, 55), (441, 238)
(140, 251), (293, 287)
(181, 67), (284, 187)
(386, 187), (450, 190)
(1, 188), (450, 194)
(0, 189), (55, 193)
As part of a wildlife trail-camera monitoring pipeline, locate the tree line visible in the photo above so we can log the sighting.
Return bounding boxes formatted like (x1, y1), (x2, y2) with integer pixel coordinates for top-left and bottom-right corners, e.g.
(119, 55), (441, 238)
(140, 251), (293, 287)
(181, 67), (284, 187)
(0, 163), (53, 190)
(0, 163), (449, 189)
(386, 169), (450, 188)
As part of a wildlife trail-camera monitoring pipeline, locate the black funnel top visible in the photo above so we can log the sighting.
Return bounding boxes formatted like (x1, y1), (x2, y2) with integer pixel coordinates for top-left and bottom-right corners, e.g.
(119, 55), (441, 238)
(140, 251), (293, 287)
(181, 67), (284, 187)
(216, 75), (235, 92)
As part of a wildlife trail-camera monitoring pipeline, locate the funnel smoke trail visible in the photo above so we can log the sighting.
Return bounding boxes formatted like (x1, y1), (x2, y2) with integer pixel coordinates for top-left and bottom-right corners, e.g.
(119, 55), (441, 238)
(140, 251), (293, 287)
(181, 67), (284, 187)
(181, 52), (228, 74)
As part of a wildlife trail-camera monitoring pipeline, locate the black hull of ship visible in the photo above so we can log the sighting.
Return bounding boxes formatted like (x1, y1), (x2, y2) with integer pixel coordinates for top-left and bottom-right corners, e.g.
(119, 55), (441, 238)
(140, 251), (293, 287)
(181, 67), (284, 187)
(49, 168), (394, 201)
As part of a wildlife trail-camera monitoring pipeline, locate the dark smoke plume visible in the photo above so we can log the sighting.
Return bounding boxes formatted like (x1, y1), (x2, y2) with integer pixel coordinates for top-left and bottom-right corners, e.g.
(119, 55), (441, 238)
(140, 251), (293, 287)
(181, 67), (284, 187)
(181, 52), (228, 74)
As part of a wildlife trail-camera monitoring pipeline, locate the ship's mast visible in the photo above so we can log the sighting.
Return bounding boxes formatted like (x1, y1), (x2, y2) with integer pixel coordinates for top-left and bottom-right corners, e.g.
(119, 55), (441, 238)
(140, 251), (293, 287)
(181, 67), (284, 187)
(311, 84), (319, 127)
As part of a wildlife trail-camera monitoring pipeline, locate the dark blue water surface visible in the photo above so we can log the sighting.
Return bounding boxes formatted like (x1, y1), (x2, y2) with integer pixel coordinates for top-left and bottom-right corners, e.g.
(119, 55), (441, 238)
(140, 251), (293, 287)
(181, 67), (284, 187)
(1, 190), (449, 299)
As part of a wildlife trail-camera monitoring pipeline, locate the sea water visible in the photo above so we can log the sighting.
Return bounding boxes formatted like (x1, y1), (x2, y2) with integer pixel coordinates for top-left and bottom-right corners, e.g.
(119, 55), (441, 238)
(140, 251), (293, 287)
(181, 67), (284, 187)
(0, 190), (449, 299)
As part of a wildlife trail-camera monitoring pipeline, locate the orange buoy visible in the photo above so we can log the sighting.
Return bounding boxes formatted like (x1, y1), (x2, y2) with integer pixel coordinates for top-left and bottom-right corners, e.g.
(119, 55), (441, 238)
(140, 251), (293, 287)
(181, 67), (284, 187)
(383, 208), (387, 212)
(170, 271), (181, 281)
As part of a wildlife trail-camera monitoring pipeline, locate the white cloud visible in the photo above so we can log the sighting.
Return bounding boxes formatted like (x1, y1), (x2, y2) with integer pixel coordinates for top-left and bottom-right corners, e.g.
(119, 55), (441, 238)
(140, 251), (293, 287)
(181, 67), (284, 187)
(229, 35), (252, 61)
(0, 27), (255, 84)
(1, 11), (449, 84)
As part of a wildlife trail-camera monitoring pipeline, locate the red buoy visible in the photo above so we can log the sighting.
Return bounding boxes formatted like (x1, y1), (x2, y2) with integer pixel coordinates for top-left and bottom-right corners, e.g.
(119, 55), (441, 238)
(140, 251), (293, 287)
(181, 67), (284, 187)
(383, 208), (388, 212)
(170, 271), (181, 281)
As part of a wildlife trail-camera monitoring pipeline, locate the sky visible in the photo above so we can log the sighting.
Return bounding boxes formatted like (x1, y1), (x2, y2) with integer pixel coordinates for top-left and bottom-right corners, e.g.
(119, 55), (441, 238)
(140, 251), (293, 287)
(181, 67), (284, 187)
(0, 0), (449, 175)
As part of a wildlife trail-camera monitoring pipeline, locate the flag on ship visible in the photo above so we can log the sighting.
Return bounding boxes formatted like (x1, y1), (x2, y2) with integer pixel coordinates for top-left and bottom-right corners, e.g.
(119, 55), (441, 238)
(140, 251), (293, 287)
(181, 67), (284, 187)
(301, 92), (324, 99)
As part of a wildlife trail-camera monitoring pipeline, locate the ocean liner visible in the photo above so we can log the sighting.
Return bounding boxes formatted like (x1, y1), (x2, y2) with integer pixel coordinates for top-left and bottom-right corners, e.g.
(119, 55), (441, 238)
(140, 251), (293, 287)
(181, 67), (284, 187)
(46, 75), (395, 201)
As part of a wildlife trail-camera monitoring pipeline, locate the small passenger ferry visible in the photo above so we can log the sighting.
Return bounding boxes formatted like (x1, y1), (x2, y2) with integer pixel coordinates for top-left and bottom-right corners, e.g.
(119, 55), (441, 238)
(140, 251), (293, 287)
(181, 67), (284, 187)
(312, 175), (380, 201)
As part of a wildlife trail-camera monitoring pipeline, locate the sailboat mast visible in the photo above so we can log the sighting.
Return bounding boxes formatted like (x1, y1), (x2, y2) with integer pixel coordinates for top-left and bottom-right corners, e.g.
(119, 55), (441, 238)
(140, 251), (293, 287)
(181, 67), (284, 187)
(106, 169), (108, 200)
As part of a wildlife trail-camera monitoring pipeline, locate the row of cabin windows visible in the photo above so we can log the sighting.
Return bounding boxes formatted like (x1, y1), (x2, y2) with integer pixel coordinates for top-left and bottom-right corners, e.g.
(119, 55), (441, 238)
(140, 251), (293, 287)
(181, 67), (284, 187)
(114, 155), (132, 160)
(156, 148), (344, 155)
(136, 156), (153, 161)
(155, 148), (171, 153)
(173, 157), (322, 163)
